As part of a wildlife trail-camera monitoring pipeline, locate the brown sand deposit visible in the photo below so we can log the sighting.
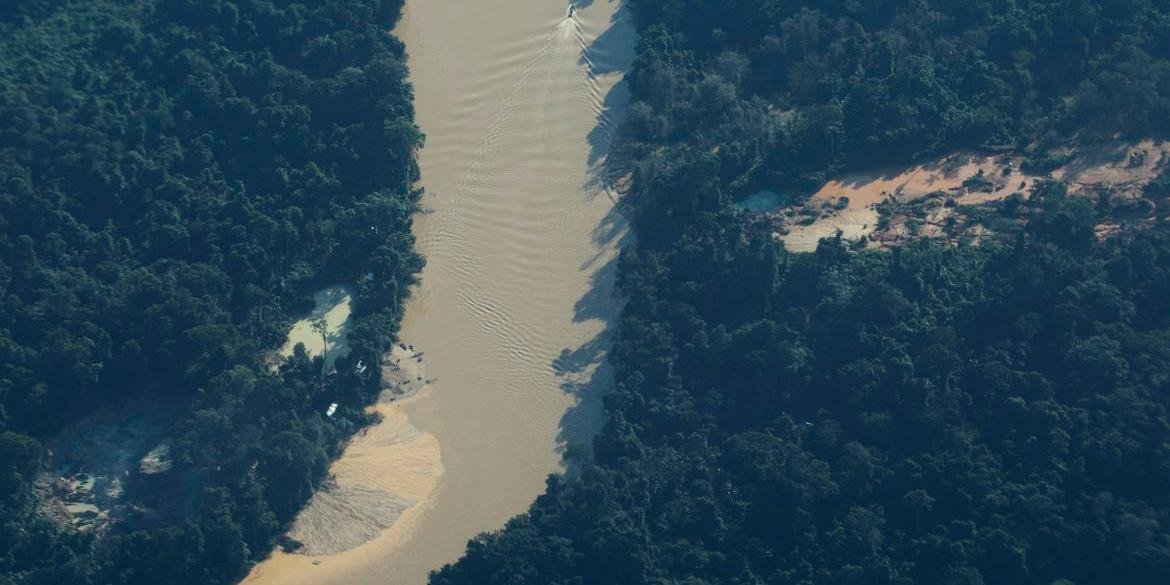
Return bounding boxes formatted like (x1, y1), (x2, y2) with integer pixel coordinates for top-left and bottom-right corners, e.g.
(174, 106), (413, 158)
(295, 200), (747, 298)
(246, 1), (636, 583)
(772, 140), (1170, 251)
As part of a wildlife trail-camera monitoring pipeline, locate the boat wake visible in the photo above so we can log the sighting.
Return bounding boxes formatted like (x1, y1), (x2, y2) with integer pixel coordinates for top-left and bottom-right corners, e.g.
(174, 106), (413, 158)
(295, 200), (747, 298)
(440, 9), (608, 364)
(245, 1), (636, 583)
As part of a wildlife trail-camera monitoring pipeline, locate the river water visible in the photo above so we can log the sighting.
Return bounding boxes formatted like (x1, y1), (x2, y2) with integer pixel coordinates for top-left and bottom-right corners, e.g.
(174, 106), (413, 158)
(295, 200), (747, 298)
(246, 1), (635, 583)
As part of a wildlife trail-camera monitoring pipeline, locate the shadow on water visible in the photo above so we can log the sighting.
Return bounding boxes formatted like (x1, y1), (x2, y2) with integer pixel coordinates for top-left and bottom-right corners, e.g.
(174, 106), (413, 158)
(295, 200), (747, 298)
(552, 252), (624, 472)
(584, 1), (635, 167)
(579, 1), (634, 77)
(553, 0), (637, 475)
(586, 80), (632, 167)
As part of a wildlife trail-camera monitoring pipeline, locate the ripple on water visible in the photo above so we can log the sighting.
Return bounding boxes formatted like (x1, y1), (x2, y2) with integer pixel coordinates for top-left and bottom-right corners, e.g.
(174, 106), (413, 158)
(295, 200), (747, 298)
(246, 2), (636, 583)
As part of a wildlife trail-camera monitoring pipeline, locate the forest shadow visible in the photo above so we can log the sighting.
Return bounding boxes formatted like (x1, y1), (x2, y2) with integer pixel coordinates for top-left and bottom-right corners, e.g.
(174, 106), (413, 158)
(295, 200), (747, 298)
(829, 153), (971, 194)
(553, 0), (637, 474)
(582, 0), (637, 169)
(552, 251), (624, 475)
(1057, 139), (1170, 183)
(554, 181), (631, 475)
(282, 285), (353, 370)
(579, 0), (635, 78)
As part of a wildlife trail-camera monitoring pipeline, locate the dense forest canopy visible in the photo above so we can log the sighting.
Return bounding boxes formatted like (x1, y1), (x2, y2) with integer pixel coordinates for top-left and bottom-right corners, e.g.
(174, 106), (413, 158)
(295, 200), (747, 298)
(621, 0), (1170, 199)
(436, 211), (1170, 585)
(430, 1), (1170, 585)
(5, 0), (1170, 584)
(1, 0), (421, 583)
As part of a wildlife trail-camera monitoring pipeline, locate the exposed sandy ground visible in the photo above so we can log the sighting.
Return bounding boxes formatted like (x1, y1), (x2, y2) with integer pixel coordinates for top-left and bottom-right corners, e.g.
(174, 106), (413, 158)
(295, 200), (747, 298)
(35, 285), (362, 534)
(277, 286), (353, 370)
(278, 343), (441, 557)
(263, 287), (437, 557)
(34, 401), (180, 532)
(263, 283), (442, 560)
(250, 1), (634, 582)
(767, 139), (1170, 251)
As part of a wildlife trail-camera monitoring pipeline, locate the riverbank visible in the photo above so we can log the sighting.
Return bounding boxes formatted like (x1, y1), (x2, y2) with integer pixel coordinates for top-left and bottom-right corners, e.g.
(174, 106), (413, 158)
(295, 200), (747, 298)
(280, 343), (438, 556)
(245, 1), (636, 583)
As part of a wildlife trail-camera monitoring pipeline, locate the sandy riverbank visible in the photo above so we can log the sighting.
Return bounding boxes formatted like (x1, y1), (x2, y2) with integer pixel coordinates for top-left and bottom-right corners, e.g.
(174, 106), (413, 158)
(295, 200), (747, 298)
(246, 1), (636, 583)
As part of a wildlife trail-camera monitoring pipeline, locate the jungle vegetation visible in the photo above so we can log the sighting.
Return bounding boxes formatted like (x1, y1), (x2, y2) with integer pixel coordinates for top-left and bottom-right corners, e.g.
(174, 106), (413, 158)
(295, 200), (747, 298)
(430, 1), (1170, 584)
(1, 0), (421, 583)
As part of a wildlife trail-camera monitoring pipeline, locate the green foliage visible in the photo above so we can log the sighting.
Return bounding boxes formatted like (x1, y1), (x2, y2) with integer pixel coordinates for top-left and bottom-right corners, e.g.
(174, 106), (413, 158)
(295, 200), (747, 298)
(620, 0), (1170, 206)
(1022, 153), (1074, 175)
(435, 214), (1170, 585)
(0, 0), (418, 583)
(430, 2), (1170, 585)
(1146, 169), (1170, 199)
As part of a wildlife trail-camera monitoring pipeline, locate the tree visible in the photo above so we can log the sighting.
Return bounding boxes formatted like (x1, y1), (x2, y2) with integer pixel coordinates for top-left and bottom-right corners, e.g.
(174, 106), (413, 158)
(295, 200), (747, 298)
(311, 316), (329, 374)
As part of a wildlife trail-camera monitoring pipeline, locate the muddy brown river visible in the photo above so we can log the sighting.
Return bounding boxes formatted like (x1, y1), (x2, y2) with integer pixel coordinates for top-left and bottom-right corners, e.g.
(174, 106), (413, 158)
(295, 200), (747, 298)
(246, 1), (635, 583)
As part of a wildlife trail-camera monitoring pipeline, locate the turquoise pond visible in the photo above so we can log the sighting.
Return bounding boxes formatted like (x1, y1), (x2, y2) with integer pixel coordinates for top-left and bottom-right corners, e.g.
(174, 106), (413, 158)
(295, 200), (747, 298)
(737, 189), (785, 213)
